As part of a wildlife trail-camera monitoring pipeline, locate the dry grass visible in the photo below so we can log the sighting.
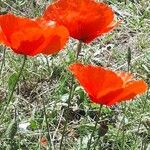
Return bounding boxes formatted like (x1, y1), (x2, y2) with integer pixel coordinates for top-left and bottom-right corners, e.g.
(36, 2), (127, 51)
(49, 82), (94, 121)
(0, 0), (150, 149)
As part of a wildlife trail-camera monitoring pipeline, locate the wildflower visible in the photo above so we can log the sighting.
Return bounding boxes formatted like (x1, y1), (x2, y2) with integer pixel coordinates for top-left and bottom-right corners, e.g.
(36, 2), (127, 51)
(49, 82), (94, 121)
(44, 0), (119, 43)
(0, 13), (69, 56)
(69, 63), (147, 106)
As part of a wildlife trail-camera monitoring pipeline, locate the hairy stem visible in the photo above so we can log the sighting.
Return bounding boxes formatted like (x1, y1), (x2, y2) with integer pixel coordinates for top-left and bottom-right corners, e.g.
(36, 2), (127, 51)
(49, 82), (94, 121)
(0, 47), (6, 76)
(42, 97), (53, 150)
(121, 102), (127, 150)
(117, 47), (132, 149)
(87, 104), (103, 150)
(133, 87), (149, 150)
(59, 41), (82, 150)
(0, 55), (27, 121)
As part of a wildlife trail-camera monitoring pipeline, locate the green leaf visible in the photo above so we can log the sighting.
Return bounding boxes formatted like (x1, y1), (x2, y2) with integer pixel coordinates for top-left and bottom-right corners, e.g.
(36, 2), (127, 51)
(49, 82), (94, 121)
(30, 120), (37, 130)
(5, 119), (17, 139)
(8, 73), (18, 91)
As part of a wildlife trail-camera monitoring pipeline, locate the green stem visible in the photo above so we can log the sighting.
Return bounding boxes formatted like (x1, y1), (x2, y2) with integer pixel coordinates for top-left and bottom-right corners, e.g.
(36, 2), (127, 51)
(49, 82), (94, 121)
(45, 56), (52, 76)
(87, 104), (103, 150)
(59, 41), (82, 150)
(42, 97), (53, 150)
(127, 48), (131, 72)
(125, 0), (127, 5)
(121, 102), (127, 150)
(42, 56), (54, 149)
(45, 55), (54, 87)
(0, 55), (27, 121)
(0, 47), (6, 76)
(121, 48), (132, 149)
(93, 134), (101, 150)
(115, 112), (125, 146)
(133, 87), (149, 150)
(76, 41), (82, 61)
(59, 77), (74, 150)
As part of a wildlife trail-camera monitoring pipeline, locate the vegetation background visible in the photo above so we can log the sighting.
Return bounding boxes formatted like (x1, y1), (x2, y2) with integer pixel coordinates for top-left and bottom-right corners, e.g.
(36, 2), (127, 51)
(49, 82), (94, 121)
(0, 0), (150, 149)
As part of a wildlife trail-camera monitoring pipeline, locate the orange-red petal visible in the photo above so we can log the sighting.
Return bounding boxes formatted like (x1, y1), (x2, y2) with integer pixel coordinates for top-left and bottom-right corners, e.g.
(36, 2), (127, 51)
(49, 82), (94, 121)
(69, 63), (148, 106)
(10, 28), (45, 55)
(40, 24), (69, 55)
(108, 80), (148, 105)
(117, 71), (133, 85)
(69, 63), (123, 98)
(44, 0), (118, 43)
(94, 80), (147, 106)
(0, 14), (69, 56)
(89, 88), (123, 105)
(0, 14), (38, 43)
(0, 27), (8, 46)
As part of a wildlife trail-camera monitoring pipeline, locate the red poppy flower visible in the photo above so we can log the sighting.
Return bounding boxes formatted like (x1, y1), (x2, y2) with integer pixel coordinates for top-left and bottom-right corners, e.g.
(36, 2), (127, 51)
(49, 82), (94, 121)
(44, 0), (119, 43)
(0, 13), (69, 56)
(69, 63), (147, 106)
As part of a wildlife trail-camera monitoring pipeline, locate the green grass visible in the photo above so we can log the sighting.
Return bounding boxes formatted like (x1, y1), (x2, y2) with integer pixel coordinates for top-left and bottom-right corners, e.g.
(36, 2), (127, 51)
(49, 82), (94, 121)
(0, 0), (150, 150)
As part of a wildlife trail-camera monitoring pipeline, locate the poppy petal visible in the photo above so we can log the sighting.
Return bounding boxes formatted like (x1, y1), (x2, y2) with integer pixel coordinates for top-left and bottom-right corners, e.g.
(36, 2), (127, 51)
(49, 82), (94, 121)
(93, 80), (147, 106)
(40, 25), (69, 55)
(44, 0), (118, 43)
(69, 63), (147, 106)
(0, 27), (9, 45)
(89, 88), (123, 105)
(117, 71), (133, 85)
(0, 14), (38, 43)
(10, 28), (45, 56)
(109, 80), (148, 105)
(69, 63), (123, 98)
(0, 14), (69, 56)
